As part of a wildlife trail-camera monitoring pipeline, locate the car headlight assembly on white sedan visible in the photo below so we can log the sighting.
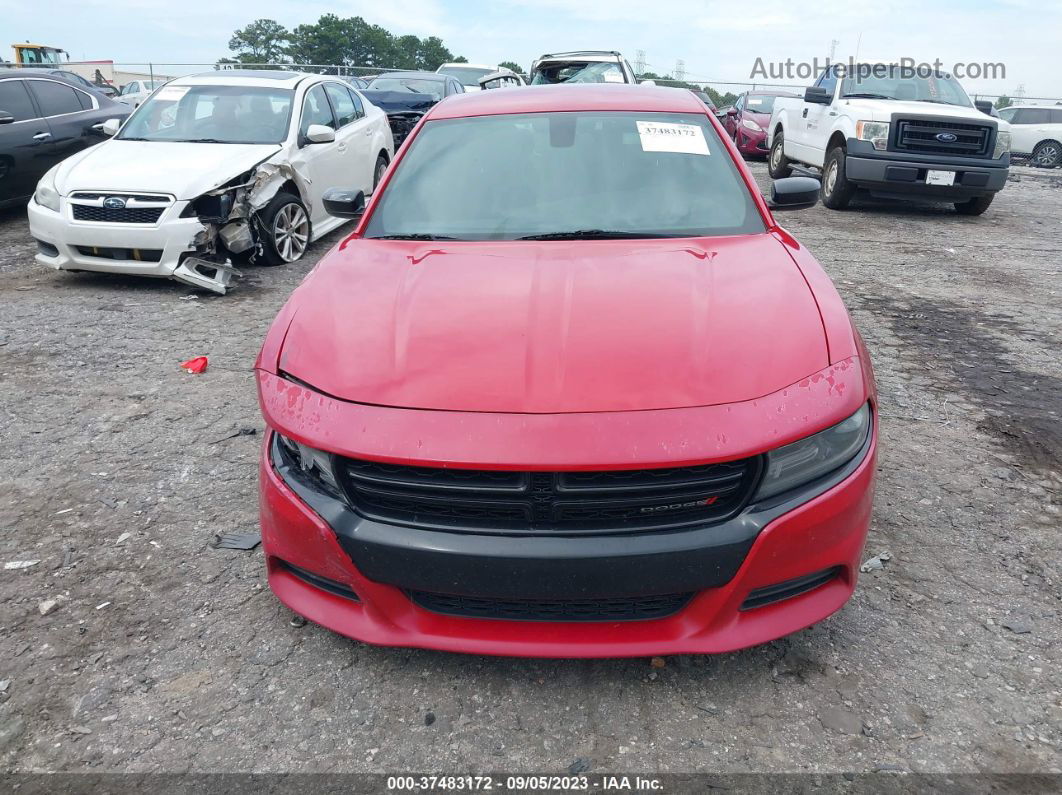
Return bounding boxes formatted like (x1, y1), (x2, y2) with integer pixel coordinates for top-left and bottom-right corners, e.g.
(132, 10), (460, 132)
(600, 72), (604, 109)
(27, 70), (395, 295)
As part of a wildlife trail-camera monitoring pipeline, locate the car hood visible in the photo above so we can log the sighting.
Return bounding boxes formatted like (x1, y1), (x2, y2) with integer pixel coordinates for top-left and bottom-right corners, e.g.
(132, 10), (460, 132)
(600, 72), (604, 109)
(361, 90), (437, 114)
(838, 98), (997, 125)
(53, 140), (283, 199)
(278, 234), (830, 413)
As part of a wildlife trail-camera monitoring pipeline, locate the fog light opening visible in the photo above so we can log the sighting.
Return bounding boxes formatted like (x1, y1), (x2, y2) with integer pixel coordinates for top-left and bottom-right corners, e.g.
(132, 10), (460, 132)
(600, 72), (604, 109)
(740, 567), (842, 611)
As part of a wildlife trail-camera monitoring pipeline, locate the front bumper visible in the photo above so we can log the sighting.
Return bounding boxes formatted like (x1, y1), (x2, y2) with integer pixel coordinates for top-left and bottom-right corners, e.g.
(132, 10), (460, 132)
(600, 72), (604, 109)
(735, 127), (769, 155)
(27, 196), (236, 293)
(256, 361), (877, 657)
(844, 139), (1009, 199)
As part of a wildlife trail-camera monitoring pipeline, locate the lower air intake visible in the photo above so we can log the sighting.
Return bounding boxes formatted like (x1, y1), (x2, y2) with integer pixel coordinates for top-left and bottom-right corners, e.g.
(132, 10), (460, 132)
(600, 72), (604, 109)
(740, 567), (841, 611)
(411, 591), (693, 622)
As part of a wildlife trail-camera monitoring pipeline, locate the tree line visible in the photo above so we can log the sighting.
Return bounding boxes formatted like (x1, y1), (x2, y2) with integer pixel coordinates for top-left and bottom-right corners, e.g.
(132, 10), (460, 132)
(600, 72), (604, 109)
(222, 16), (525, 74)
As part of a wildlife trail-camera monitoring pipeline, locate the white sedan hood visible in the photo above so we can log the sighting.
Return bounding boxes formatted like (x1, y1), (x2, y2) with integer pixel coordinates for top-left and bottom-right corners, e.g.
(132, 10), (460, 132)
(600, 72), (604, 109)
(54, 140), (283, 200)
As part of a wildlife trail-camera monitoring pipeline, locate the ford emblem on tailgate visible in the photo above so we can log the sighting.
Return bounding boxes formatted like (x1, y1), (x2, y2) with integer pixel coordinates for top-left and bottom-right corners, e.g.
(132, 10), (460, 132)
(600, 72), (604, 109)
(103, 197), (127, 209)
(936, 132), (958, 143)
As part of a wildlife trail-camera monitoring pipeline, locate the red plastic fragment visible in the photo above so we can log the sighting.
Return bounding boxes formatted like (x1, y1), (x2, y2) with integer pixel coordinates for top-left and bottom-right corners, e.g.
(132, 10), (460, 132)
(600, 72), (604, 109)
(180, 356), (209, 374)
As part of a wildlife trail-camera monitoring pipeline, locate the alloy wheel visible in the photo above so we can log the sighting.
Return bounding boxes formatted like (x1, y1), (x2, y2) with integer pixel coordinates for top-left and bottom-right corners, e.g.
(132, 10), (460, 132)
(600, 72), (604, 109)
(273, 203), (309, 262)
(1035, 143), (1060, 167)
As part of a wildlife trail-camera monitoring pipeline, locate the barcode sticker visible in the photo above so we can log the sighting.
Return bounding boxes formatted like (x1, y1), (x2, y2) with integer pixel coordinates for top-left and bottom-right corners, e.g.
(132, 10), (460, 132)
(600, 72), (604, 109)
(636, 121), (710, 155)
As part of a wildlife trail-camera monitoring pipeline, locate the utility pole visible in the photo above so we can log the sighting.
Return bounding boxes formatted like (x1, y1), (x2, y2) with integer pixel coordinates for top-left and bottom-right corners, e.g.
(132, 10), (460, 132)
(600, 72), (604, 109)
(1014, 83), (1026, 103)
(675, 58), (685, 82)
(635, 49), (646, 75)
(829, 39), (839, 63)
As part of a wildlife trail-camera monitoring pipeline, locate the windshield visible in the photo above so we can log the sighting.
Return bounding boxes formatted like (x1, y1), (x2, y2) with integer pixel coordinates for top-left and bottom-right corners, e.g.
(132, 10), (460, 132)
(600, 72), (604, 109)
(531, 62), (625, 85)
(368, 77), (445, 100)
(840, 67), (972, 107)
(438, 66), (494, 87)
(363, 111), (764, 240)
(744, 95), (787, 114)
(118, 84), (294, 144)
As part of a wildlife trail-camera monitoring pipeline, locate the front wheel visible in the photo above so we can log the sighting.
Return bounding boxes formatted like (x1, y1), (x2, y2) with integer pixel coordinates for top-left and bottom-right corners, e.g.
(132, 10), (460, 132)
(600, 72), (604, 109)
(955, 194), (995, 216)
(768, 132), (793, 178)
(258, 192), (311, 266)
(821, 146), (855, 210)
(373, 154), (389, 192)
(1032, 140), (1061, 168)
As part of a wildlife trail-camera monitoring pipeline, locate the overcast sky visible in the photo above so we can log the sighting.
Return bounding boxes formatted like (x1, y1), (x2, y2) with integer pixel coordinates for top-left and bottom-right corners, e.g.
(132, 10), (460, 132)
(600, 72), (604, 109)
(5, 0), (1058, 98)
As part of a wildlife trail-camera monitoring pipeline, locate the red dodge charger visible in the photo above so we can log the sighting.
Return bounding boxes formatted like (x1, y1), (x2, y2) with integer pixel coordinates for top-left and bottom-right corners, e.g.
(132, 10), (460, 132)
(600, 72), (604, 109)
(255, 85), (877, 657)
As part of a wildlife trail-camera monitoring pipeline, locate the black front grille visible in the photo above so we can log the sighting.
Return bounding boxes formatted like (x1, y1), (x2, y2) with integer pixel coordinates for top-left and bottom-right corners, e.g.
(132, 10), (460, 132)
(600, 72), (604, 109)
(338, 456), (761, 536)
(72, 205), (165, 224)
(411, 591), (692, 621)
(75, 246), (163, 262)
(893, 118), (993, 157)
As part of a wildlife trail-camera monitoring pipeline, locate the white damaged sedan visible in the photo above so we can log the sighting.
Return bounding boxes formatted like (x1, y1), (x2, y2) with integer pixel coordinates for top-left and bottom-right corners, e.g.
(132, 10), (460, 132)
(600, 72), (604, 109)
(29, 70), (394, 294)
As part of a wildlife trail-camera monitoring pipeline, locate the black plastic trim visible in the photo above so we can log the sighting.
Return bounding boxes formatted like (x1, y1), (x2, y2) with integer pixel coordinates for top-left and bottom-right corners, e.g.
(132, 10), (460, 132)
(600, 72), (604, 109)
(277, 559), (360, 601)
(740, 566), (841, 610)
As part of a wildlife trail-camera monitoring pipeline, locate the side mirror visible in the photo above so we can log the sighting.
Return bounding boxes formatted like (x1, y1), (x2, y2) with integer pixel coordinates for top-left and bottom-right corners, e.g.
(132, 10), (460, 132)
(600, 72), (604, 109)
(803, 86), (832, 105)
(97, 118), (122, 136)
(768, 176), (821, 210)
(973, 99), (996, 117)
(726, 108), (738, 117)
(323, 187), (366, 219)
(0, 111), (14, 126)
(305, 124), (336, 144)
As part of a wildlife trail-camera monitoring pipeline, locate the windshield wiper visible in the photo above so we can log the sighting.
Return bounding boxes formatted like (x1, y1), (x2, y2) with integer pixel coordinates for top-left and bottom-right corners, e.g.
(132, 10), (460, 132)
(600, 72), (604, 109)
(368, 233), (459, 240)
(177, 138), (233, 144)
(118, 136), (151, 141)
(841, 93), (894, 100)
(517, 229), (675, 240)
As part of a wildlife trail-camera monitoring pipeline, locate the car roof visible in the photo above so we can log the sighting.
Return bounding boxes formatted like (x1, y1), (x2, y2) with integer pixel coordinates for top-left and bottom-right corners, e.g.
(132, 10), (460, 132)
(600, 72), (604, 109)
(1006, 103), (1062, 110)
(439, 63), (495, 70)
(176, 70), (315, 88)
(373, 71), (447, 80)
(747, 90), (800, 97)
(428, 84), (705, 120)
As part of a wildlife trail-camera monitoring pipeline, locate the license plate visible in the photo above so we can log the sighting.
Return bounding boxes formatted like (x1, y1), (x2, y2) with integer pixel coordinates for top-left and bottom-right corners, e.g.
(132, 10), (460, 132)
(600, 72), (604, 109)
(926, 170), (956, 186)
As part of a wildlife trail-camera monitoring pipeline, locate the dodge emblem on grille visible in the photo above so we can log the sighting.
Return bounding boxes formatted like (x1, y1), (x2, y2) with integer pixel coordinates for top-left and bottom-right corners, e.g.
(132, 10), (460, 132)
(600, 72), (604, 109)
(102, 197), (127, 210)
(640, 496), (719, 514)
(935, 132), (958, 143)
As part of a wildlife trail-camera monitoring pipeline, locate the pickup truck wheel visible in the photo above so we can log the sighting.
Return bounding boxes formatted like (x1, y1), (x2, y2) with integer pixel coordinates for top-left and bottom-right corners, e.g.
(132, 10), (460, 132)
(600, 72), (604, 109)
(821, 147), (855, 209)
(954, 194), (995, 216)
(768, 133), (793, 178)
(1032, 140), (1061, 168)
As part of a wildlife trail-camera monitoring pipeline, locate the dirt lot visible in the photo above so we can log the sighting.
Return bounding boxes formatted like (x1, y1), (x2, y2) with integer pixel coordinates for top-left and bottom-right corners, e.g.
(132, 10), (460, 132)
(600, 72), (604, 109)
(0, 163), (1059, 777)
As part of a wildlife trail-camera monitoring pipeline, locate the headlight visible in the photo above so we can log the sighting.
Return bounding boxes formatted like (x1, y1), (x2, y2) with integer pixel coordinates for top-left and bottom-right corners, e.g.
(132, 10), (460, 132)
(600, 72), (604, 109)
(275, 432), (341, 496)
(741, 118), (763, 132)
(34, 167), (61, 212)
(855, 120), (890, 151)
(755, 404), (871, 501)
(993, 130), (1011, 159)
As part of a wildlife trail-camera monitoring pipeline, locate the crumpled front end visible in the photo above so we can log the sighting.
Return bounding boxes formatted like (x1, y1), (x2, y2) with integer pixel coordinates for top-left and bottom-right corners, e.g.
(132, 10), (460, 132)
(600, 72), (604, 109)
(30, 157), (311, 295)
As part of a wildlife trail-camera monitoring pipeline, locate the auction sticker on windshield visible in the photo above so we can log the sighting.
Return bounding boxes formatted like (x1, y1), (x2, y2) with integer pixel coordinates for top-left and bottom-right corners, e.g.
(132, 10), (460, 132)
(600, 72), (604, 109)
(155, 86), (190, 102)
(636, 121), (710, 155)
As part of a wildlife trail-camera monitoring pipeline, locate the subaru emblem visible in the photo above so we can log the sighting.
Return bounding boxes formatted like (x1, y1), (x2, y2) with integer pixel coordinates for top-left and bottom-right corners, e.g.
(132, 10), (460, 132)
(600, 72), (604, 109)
(935, 132), (958, 143)
(103, 197), (127, 210)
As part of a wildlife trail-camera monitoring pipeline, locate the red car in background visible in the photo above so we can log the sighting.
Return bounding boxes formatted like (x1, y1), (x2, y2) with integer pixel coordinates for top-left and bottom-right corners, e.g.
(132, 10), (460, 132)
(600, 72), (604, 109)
(722, 91), (801, 157)
(256, 85), (877, 658)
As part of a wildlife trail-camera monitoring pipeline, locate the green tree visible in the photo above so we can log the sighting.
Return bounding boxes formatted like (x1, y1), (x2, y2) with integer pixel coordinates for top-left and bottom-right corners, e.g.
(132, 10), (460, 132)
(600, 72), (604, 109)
(452, 56), (468, 63)
(995, 95), (1012, 109)
(416, 36), (454, 71)
(228, 18), (289, 65)
(498, 60), (523, 74)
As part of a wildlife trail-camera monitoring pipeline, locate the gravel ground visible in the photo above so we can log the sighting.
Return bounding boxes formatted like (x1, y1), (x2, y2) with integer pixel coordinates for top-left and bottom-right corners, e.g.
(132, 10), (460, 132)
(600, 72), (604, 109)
(0, 163), (1059, 777)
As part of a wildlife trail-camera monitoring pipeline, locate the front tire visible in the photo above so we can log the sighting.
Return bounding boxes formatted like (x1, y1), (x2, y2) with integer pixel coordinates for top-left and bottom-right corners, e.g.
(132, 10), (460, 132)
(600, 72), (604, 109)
(1032, 140), (1061, 168)
(955, 194), (995, 215)
(259, 192), (311, 266)
(373, 154), (388, 192)
(821, 146), (855, 210)
(768, 132), (793, 178)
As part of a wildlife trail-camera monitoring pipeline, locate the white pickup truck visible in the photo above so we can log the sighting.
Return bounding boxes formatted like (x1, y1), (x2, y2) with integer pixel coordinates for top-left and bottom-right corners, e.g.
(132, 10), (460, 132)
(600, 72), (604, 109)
(767, 64), (1011, 214)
